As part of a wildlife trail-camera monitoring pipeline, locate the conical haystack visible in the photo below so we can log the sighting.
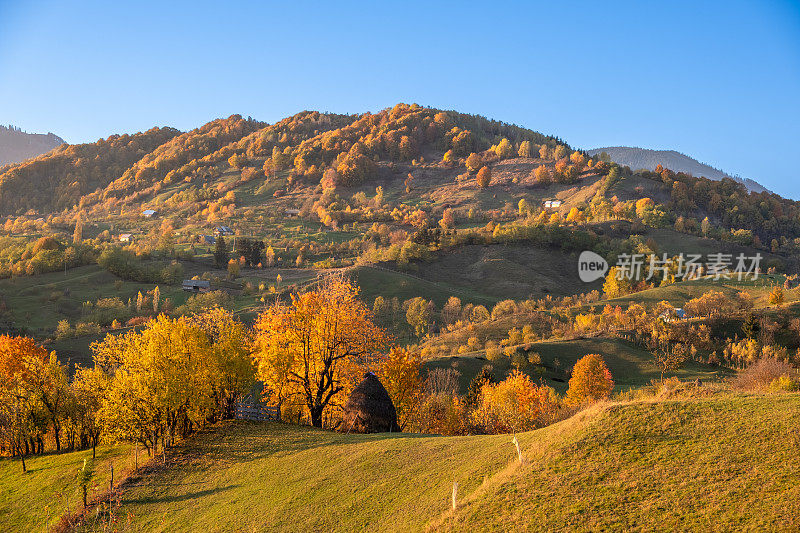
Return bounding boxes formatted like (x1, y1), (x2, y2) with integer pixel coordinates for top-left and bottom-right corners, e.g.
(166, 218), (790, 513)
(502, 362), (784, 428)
(341, 373), (400, 433)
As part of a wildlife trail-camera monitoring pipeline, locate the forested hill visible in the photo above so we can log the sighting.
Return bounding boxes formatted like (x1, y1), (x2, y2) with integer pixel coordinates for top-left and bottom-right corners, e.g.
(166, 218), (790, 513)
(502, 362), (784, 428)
(0, 125), (64, 166)
(0, 106), (559, 215)
(587, 146), (768, 194)
(1, 104), (798, 247)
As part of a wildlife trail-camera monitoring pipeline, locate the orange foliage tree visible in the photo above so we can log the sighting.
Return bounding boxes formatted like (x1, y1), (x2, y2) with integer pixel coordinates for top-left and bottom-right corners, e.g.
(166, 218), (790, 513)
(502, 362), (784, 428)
(566, 353), (614, 405)
(472, 370), (560, 433)
(253, 275), (388, 427)
(476, 166), (492, 188)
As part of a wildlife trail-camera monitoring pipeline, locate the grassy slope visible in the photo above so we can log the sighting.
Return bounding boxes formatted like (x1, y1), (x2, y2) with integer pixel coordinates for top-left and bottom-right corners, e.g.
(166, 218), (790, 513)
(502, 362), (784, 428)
(0, 444), (133, 532)
(72, 394), (800, 532)
(446, 394), (800, 531)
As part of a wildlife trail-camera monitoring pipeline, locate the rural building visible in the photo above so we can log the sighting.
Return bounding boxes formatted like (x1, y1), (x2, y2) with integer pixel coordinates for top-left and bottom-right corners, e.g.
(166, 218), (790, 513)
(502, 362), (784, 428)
(284, 208), (301, 216)
(141, 209), (157, 218)
(119, 233), (133, 242)
(182, 279), (211, 292)
(659, 307), (686, 323)
(201, 235), (216, 245)
(543, 199), (563, 209)
(214, 226), (234, 236)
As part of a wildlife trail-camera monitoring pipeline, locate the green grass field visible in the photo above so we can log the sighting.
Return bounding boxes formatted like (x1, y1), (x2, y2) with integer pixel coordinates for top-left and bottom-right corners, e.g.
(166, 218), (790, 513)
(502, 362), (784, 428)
(0, 444), (134, 532)
(59, 393), (800, 532)
(424, 336), (729, 394)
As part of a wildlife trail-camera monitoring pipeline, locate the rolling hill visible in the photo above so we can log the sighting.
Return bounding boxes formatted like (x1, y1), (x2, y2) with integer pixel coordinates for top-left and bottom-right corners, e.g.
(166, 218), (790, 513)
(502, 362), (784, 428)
(587, 146), (768, 193)
(19, 392), (793, 532)
(0, 125), (64, 167)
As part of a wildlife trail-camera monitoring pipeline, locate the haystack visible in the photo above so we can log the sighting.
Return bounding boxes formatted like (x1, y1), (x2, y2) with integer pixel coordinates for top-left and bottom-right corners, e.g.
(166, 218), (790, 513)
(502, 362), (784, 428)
(341, 373), (400, 433)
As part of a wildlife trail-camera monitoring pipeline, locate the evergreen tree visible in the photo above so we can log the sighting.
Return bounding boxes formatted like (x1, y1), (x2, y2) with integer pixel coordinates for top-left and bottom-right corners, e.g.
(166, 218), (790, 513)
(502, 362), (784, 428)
(214, 236), (229, 268)
(742, 314), (760, 340)
(466, 366), (496, 407)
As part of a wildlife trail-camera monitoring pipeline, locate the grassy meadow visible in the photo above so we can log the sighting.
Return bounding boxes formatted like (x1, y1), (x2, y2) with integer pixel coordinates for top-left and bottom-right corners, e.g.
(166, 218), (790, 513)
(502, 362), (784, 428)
(0, 444), (134, 532)
(54, 392), (800, 532)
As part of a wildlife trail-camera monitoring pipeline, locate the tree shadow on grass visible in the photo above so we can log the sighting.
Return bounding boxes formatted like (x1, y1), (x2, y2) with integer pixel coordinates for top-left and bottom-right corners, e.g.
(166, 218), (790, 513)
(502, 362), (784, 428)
(123, 484), (238, 505)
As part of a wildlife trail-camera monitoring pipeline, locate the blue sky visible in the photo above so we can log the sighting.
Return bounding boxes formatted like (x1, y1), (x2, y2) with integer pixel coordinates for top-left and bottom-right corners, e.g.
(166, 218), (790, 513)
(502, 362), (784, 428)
(1, 0), (799, 197)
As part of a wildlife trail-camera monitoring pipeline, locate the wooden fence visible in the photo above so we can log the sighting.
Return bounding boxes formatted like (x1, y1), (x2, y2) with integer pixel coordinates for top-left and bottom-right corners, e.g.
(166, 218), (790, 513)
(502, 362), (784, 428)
(235, 404), (279, 422)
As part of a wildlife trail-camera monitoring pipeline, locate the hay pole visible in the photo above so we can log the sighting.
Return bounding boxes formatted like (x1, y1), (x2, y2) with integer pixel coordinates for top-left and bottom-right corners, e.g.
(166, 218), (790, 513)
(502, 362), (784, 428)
(512, 434), (523, 463)
(451, 482), (458, 510)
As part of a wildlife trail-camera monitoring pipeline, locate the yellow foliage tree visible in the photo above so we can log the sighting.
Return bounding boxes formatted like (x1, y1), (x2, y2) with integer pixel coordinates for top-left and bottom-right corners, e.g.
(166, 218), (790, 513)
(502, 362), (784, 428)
(377, 347), (423, 430)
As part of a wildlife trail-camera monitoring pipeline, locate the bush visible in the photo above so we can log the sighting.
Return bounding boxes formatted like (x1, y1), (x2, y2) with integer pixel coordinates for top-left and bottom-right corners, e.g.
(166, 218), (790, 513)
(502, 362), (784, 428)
(472, 370), (560, 434)
(175, 290), (233, 315)
(734, 358), (797, 390)
(769, 375), (800, 392)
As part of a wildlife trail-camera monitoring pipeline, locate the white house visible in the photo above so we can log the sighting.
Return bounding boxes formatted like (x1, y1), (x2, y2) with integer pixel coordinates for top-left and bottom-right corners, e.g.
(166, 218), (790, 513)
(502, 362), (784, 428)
(543, 199), (563, 209)
(142, 209), (157, 218)
(119, 233), (133, 243)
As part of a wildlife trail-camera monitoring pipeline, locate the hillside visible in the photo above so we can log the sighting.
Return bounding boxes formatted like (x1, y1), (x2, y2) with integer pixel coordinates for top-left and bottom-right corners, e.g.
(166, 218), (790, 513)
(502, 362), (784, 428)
(50, 393), (800, 532)
(587, 146), (768, 193)
(0, 125), (64, 167)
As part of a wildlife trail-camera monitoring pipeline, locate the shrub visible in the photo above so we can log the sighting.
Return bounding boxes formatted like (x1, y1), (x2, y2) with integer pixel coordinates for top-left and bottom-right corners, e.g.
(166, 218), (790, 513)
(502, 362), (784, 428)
(734, 358), (797, 391)
(566, 353), (614, 405)
(472, 370), (560, 434)
(769, 375), (800, 392)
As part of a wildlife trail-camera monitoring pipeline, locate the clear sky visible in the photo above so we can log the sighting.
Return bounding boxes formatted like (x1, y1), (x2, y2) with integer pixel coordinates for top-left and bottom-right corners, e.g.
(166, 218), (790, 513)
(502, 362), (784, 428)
(1, 0), (799, 197)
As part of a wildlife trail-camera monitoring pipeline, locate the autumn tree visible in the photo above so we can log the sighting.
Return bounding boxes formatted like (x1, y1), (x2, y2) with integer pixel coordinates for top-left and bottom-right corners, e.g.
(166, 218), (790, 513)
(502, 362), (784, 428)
(377, 346), (423, 430)
(265, 246), (276, 267)
(539, 144), (550, 159)
(476, 166), (491, 188)
(769, 285), (785, 305)
(603, 267), (632, 299)
(518, 140), (532, 158)
(190, 307), (255, 418)
(73, 215), (83, 245)
(533, 165), (550, 184)
(566, 354), (613, 405)
(406, 297), (434, 338)
(23, 351), (70, 451)
(495, 138), (514, 159)
(71, 366), (108, 458)
(441, 296), (462, 326)
(465, 153), (482, 172)
(0, 335), (53, 469)
(95, 314), (231, 454)
(253, 275), (388, 427)
(472, 370), (560, 433)
(439, 208), (455, 230)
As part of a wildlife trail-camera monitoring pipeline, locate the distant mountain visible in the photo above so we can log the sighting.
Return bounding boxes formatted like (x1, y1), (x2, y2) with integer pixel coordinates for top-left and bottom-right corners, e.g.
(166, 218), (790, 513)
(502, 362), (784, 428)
(0, 125), (65, 166)
(586, 146), (768, 194)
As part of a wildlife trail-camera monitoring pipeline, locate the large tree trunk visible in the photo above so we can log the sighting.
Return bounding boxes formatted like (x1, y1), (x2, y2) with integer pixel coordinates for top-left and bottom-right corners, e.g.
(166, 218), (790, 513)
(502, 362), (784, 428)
(310, 406), (324, 428)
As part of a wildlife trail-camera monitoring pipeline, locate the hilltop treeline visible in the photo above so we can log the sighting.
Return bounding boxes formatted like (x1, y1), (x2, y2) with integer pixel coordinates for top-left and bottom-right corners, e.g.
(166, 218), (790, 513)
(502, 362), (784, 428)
(0, 104), (560, 216)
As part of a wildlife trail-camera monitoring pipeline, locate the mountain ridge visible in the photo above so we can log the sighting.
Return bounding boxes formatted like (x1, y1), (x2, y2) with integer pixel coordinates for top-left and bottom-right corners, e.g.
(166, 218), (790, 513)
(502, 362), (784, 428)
(587, 145), (769, 194)
(0, 125), (65, 167)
